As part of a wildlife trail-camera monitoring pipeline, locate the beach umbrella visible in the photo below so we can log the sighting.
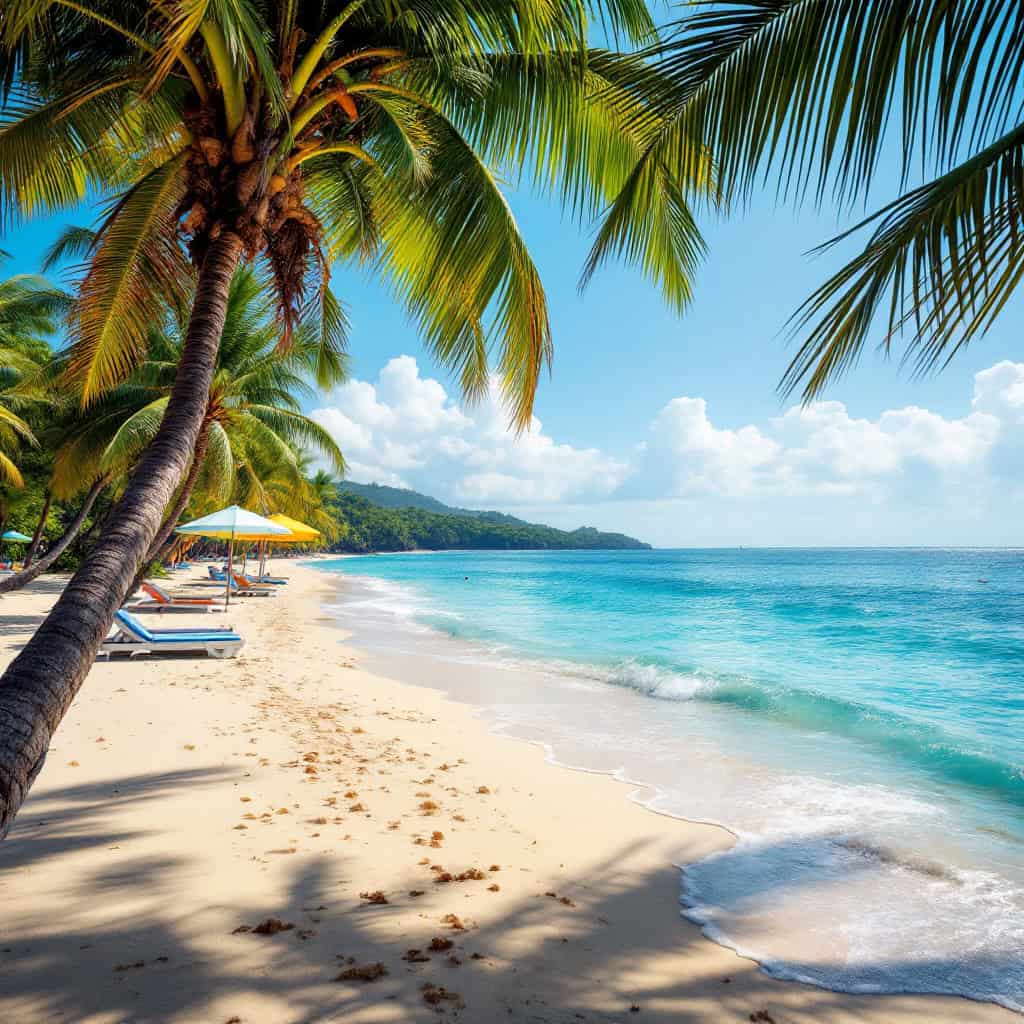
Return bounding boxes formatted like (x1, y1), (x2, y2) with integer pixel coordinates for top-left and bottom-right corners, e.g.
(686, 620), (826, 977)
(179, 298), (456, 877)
(256, 514), (321, 578)
(175, 505), (290, 605)
(267, 514), (320, 542)
(1, 529), (31, 562)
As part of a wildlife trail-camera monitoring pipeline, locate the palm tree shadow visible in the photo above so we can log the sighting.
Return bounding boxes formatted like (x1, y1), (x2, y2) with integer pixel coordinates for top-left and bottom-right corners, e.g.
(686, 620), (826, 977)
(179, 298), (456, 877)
(1, 788), (1018, 1023)
(0, 768), (237, 872)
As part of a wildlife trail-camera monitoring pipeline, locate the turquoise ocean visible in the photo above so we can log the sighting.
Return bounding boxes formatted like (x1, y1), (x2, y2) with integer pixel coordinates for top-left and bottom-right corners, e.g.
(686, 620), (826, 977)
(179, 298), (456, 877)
(314, 548), (1024, 1011)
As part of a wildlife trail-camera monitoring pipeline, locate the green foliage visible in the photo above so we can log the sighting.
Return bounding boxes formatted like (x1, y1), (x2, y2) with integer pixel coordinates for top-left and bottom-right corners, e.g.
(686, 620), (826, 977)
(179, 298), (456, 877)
(639, 0), (1024, 398)
(0, 0), (707, 429)
(329, 490), (650, 552)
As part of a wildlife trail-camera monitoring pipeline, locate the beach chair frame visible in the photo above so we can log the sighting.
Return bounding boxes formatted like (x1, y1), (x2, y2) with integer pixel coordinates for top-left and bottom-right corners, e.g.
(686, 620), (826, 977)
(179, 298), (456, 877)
(99, 610), (244, 659)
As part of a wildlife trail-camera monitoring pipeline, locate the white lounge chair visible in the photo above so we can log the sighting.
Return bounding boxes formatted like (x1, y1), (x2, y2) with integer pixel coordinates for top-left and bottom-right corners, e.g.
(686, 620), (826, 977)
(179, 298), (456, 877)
(100, 610), (244, 659)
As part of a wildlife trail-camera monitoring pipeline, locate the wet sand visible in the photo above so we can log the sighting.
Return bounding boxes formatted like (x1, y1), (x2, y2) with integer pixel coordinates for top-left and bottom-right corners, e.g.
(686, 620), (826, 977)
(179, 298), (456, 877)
(0, 564), (1015, 1022)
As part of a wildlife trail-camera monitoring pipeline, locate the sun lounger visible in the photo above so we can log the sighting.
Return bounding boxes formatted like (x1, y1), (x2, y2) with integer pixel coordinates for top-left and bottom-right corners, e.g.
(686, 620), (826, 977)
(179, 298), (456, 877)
(128, 581), (218, 613)
(230, 572), (276, 596)
(99, 610), (243, 659)
(246, 573), (287, 584)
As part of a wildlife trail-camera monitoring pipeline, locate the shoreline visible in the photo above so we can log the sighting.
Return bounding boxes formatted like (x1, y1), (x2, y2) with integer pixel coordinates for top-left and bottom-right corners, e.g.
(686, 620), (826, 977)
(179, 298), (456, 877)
(314, 562), (1024, 1015)
(0, 564), (1016, 1022)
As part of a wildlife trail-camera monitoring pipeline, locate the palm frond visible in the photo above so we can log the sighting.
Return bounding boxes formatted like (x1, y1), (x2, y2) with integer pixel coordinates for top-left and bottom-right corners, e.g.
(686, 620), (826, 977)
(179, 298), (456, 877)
(0, 448), (23, 487)
(194, 419), (235, 503)
(98, 396), (169, 474)
(784, 121), (1024, 399)
(41, 224), (98, 272)
(243, 403), (346, 473)
(349, 110), (552, 429)
(68, 153), (192, 403)
(299, 283), (350, 389)
(650, 0), (1024, 206)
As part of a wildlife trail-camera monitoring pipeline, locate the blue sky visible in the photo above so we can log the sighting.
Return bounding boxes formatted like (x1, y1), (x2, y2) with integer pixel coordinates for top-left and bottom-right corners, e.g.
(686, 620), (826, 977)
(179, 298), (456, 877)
(5, 172), (1023, 548)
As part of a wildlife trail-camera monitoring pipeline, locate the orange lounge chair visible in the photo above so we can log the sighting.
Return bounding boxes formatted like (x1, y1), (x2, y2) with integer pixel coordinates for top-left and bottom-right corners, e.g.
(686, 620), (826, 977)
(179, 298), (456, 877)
(230, 572), (277, 597)
(130, 581), (218, 612)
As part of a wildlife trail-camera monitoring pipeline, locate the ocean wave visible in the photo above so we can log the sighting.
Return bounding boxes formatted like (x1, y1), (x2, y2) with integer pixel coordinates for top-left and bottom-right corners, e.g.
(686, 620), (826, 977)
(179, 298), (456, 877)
(681, 832), (1024, 1012)
(582, 659), (1024, 806)
(317, 558), (1024, 1012)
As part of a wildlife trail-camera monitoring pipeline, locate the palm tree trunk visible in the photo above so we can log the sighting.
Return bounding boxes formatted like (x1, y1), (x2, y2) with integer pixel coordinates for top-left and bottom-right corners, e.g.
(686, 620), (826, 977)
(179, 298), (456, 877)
(23, 491), (52, 570)
(129, 425), (210, 593)
(0, 231), (243, 838)
(0, 479), (106, 595)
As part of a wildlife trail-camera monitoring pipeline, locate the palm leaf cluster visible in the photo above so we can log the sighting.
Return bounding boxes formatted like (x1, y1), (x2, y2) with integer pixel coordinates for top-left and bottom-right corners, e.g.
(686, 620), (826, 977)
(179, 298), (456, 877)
(625, 0), (1024, 398)
(0, 259), (344, 571)
(0, 0), (710, 427)
(0, 270), (69, 485)
(50, 265), (345, 524)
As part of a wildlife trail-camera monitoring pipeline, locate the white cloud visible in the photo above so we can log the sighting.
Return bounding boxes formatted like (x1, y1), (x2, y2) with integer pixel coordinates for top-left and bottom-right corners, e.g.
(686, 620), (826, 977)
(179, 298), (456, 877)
(310, 356), (1023, 543)
(311, 357), (628, 506)
(634, 387), (1001, 500)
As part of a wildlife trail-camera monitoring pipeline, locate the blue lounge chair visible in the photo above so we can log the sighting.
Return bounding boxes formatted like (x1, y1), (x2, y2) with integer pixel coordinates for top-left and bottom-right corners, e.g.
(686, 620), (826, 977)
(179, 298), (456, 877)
(100, 610), (244, 659)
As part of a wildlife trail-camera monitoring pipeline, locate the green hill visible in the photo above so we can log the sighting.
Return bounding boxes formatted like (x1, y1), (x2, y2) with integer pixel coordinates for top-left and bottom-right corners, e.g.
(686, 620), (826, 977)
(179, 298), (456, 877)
(330, 483), (650, 552)
(336, 481), (533, 524)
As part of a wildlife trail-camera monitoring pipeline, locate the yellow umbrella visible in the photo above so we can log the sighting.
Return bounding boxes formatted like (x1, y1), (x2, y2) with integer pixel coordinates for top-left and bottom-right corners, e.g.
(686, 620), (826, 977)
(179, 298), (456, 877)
(256, 514), (321, 578)
(267, 514), (320, 542)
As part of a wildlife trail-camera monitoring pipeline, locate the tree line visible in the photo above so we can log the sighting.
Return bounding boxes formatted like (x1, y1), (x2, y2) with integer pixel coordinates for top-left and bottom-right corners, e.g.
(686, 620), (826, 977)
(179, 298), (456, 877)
(329, 492), (650, 552)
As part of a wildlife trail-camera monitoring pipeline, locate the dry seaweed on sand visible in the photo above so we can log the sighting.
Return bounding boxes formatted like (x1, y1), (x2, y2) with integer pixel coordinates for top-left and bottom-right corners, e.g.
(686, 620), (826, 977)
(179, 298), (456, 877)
(336, 962), (388, 982)
(236, 918), (294, 935)
(421, 982), (463, 1008)
(434, 867), (485, 883)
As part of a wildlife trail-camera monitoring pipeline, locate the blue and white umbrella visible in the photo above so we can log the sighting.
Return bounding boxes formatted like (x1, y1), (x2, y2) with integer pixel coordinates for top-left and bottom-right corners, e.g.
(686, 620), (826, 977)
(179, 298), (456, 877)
(1, 529), (31, 563)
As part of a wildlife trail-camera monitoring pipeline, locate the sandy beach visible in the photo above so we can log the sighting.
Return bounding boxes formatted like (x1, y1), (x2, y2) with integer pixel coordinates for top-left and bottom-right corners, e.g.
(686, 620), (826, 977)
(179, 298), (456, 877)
(0, 563), (1015, 1023)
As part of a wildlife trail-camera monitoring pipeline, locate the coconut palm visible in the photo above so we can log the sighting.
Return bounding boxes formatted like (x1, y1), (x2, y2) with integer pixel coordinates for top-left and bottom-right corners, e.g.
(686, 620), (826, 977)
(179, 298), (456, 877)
(121, 265), (347, 568)
(0, 1), (710, 832)
(2, 273), (344, 593)
(252, 458), (343, 544)
(599, 1), (1024, 399)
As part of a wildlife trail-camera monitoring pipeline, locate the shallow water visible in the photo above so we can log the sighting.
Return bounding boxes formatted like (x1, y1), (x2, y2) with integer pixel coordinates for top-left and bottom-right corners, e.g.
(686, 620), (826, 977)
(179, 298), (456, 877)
(312, 548), (1024, 1011)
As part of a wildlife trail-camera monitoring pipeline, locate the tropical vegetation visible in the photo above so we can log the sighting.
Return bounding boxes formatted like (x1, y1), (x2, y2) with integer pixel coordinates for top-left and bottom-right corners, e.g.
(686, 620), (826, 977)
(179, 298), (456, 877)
(331, 489), (650, 552)
(0, 0), (1009, 842)
(0, 263), (347, 595)
(0, 0), (708, 834)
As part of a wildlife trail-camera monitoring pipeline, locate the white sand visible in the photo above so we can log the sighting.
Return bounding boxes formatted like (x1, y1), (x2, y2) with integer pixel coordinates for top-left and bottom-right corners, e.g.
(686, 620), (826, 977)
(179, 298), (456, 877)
(0, 564), (1015, 1023)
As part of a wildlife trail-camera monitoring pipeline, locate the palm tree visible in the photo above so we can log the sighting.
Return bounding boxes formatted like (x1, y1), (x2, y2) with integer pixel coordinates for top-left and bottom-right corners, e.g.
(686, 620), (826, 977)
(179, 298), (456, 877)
(2, 266), (346, 594)
(121, 265), (346, 569)
(600, 1), (1024, 399)
(301, 467), (344, 542)
(0, 2), (709, 832)
(0, 270), (69, 488)
(0, 370), (164, 594)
